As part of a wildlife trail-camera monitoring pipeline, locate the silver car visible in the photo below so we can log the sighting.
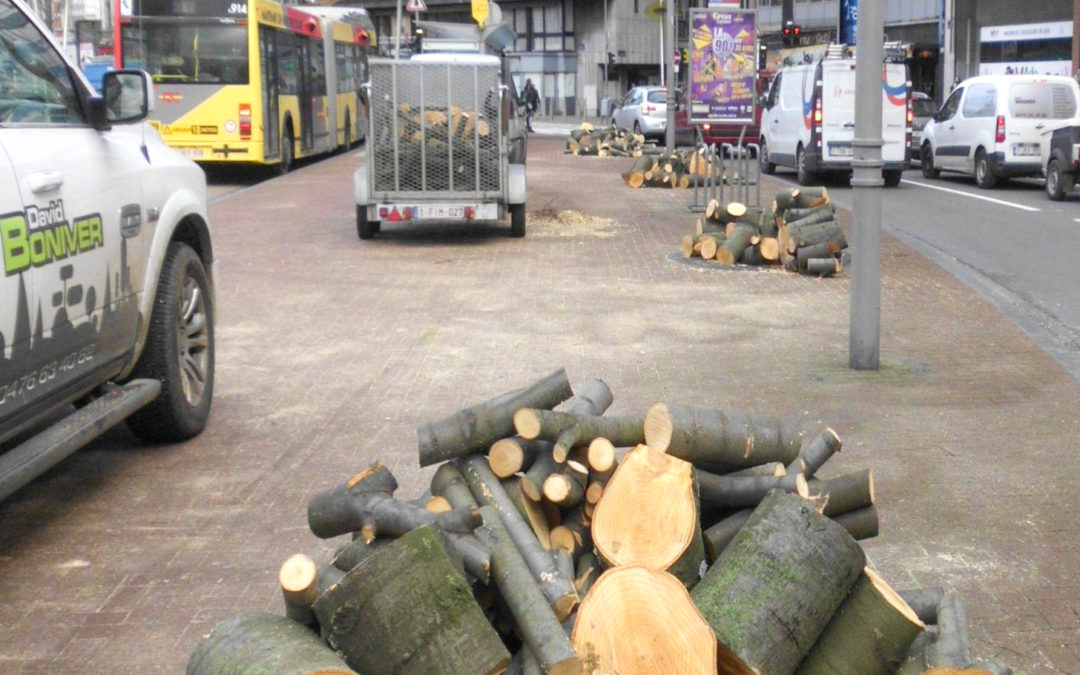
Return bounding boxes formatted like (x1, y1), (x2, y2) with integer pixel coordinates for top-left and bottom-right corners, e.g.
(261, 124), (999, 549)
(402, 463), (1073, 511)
(611, 86), (668, 137)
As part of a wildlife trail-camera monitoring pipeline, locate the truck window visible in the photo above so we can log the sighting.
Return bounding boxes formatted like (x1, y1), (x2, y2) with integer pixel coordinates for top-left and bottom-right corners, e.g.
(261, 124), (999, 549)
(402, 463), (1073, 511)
(938, 87), (963, 122)
(1008, 82), (1077, 119)
(780, 70), (802, 111)
(0, 0), (83, 124)
(961, 83), (997, 118)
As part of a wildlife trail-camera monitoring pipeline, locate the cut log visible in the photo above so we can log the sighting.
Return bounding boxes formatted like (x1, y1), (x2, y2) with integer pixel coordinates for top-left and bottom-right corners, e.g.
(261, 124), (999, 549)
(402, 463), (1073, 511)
(331, 536), (391, 572)
(457, 455), (579, 619)
(699, 234), (723, 261)
(513, 409), (644, 463)
(695, 467), (807, 508)
(591, 445), (706, 587)
(803, 257), (842, 277)
(278, 553), (319, 627)
(431, 462), (480, 509)
(572, 567), (717, 674)
(693, 490), (864, 674)
(807, 469), (875, 516)
(682, 234), (706, 258)
(314, 526), (510, 675)
(425, 495), (453, 513)
(758, 236), (781, 261)
(795, 567), (925, 674)
(716, 223), (757, 265)
(345, 459), (399, 494)
(929, 591), (971, 667)
(586, 437), (618, 475)
(417, 368), (574, 467)
(543, 459), (589, 507)
(307, 488), (482, 540)
(478, 506), (583, 675)
(830, 504), (879, 540)
(783, 205), (835, 227)
(505, 476), (552, 549)
(520, 446), (560, 502)
(785, 428), (842, 478)
(186, 612), (353, 675)
(739, 245), (768, 266)
(644, 403), (805, 471)
(549, 506), (591, 559)
(489, 436), (544, 478)
(574, 552), (600, 597)
(897, 587), (945, 625)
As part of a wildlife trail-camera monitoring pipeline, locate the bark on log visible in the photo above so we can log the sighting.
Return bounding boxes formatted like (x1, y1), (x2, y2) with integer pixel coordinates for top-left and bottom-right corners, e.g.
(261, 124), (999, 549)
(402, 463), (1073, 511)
(785, 428), (842, 478)
(478, 506), (583, 675)
(417, 368), (574, 467)
(457, 455), (579, 619)
(331, 536), (391, 572)
(691, 490), (865, 675)
(314, 526), (510, 675)
(574, 552), (600, 597)
(592, 445), (706, 587)
(550, 506), (591, 559)
(802, 257), (842, 277)
(489, 437), (545, 478)
(695, 467), (807, 508)
(644, 403), (805, 471)
(783, 205), (836, 227)
(307, 488), (482, 540)
(186, 612), (353, 675)
(829, 504), (879, 540)
(794, 567), (925, 675)
(521, 446), (560, 502)
(929, 591), (971, 667)
(807, 469), (875, 516)
(514, 409), (644, 463)
(506, 476), (552, 549)
(345, 459), (399, 494)
(716, 223), (757, 265)
(278, 553), (319, 627)
(572, 567), (717, 675)
(431, 462), (480, 509)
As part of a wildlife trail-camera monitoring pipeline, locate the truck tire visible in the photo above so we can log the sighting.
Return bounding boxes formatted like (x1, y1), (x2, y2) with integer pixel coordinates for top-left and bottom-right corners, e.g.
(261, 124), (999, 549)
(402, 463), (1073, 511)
(357, 205), (376, 239)
(921, 144), (940, 178)
(974, 149), (998, 189)
(759, 139), (776, 175)
(126, 242), (214, 443)
(1045, 158), (1073, 201)
(510, 204), (526, 238)
(796, 145), (815, 186)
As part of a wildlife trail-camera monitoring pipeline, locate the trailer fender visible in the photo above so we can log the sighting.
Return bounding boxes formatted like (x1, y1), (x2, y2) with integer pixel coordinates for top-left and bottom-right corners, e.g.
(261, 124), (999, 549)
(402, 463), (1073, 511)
(508, 164), (526, 205)
(352, 166), (369, 207)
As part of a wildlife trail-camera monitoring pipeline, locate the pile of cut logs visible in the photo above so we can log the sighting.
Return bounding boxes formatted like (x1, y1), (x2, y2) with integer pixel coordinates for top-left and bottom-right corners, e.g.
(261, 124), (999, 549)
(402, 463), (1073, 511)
(682, 186), (849, 276)
(187, 369), (1011, 675)
(622, 147), (725, 189)
(565, 123), (650, 157)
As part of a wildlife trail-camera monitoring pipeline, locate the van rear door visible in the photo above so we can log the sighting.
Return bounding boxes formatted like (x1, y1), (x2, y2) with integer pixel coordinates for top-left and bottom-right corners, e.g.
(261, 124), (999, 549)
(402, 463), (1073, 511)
(881, 62), (909, 163)
(820, 62), (856, 163)
(1004, 79), (1079, 162)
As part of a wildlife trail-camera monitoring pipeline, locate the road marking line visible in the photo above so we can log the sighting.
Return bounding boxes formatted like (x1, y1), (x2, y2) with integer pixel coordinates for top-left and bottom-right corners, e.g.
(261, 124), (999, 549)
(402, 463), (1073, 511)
(900, 179), (1040, 212)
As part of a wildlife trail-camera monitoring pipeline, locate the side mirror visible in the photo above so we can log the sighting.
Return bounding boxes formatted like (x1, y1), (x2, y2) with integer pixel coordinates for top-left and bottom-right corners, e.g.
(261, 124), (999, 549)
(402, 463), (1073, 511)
(103, 70), (152, 125)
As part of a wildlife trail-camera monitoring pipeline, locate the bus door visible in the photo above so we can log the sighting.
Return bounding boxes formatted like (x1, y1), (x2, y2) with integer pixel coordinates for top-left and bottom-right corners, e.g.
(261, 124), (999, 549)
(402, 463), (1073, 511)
(260, 28), (280, 160)
(298, 40), (314, 151)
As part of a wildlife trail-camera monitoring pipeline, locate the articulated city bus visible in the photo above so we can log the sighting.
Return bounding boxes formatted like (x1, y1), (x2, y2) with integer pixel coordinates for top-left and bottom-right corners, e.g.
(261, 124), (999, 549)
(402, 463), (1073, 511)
(114, 0), (374, 172)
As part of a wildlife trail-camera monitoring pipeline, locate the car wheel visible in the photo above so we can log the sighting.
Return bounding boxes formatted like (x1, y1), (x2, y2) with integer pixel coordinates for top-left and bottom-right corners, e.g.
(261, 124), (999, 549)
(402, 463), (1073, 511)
(634, 121), (642, 136)
(357, 205), (376, 239)
(796, 145), (815, 186)
(1045, 158), (1073, 201)
(126, 242), (214, 443)
(510, 203), (526, 238)
(276, 126), (294, 175)
(759, 139), (776, 175)
(883, 169), (902, 187)
(974, 149), (998, 189)
(921, 144), (940, 178)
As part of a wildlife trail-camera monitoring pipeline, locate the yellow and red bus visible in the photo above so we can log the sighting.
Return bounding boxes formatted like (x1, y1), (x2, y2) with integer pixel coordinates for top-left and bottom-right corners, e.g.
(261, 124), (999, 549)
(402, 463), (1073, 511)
(114, 0), (374, 172)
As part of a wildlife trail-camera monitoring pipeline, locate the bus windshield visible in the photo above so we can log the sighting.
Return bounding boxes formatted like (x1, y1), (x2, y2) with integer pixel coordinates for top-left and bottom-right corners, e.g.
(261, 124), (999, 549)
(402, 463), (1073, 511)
(122, 22), (248, 84)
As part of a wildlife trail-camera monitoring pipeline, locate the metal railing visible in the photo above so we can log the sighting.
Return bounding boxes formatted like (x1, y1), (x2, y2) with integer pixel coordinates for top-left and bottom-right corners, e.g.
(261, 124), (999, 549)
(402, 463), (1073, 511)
(688, 125), (761, 212)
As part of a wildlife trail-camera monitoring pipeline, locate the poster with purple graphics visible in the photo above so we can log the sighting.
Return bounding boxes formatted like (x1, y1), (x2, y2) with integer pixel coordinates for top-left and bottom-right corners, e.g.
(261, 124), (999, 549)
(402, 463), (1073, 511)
(689, 9), (756, 124)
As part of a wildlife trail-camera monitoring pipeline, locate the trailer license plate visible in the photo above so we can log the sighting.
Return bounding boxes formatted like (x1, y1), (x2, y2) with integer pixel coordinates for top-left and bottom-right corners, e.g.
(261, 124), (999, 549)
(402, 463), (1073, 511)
(414, 204), (498, 220)
(1013, 143), (1039, 157)
(831, 145), (852, 157)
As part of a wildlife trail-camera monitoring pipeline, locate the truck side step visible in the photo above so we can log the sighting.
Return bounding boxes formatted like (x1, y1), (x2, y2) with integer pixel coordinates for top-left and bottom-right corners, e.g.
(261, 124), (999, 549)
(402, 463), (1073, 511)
(0, 379), (162, 502)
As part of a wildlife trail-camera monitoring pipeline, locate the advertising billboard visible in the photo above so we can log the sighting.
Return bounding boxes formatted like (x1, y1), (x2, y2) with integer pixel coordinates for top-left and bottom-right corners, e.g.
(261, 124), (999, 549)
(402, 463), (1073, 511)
(689, 9), (756, 124)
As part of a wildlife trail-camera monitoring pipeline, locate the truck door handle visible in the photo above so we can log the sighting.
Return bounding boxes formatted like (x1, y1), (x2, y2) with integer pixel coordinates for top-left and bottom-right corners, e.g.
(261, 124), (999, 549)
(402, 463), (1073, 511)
(28, 171), (63, 194)
(948, 125), (955, 130)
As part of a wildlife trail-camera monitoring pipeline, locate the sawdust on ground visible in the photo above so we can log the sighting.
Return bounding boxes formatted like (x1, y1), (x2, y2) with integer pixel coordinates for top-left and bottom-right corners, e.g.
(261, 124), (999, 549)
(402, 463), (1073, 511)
(527, 208), (620, 238)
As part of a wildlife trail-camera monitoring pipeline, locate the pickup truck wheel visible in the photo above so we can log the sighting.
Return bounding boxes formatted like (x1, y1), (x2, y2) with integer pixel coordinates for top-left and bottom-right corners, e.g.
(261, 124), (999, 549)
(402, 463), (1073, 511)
(759, 140), (776, 175)
(974, 149), (998, 189)
(126, 242), (214, 443)
(357, 205), (376, 239)
(510, 204), (526, 238)
(921, 145), (940, 178)
(1045, 158), (1073, 201)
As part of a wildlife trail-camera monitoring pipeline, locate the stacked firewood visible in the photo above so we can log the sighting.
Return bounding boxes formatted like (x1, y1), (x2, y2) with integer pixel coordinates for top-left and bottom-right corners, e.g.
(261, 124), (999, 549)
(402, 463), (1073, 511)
(186, 369), (1011, 675)
(622, 147), (725, 189)
(681, 186), (849, 276)
(565, 122), (650, 157)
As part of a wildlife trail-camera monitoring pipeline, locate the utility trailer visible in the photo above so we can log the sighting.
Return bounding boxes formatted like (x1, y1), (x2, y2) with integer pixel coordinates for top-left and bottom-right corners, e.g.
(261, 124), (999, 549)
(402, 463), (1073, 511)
(353, 53), (527, 238)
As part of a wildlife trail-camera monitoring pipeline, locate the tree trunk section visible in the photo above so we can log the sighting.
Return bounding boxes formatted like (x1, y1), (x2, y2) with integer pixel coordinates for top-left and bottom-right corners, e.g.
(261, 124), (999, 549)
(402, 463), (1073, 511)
(795, 568), (925, 675)
(591, 445), (706, 587)
(307, 488), (482, 540)
(572, 567), (717, 675)
(314, 525), (509, 675)
(716, 223), (757, 265)
(417, 368), (574, 467)
(489, 437), (544, 478)
(278, 553), (319, 627)
(644, 403), (805, 472)
(186, 612), (353, 675)
(513, 409), (644, 463)
(691, 490), (865, 675)
(807, 469), (875, 516)
(695, 467), (807, 508)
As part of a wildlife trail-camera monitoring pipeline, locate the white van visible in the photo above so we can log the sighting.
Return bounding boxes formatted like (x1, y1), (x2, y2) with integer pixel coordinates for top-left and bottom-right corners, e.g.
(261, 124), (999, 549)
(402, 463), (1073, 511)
(920, 74), (1080, 188)
(759, 47), (911, 186)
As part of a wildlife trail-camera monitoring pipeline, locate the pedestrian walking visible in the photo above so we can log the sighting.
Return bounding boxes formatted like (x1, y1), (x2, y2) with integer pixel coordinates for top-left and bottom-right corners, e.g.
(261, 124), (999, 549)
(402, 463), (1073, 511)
(521, 78), (539, 133)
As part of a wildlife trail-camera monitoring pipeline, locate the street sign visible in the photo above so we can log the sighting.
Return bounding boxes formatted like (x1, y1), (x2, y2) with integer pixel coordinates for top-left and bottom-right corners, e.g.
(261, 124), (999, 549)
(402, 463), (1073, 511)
(471, 0), (489, 27)
(406, 0), (427, 12)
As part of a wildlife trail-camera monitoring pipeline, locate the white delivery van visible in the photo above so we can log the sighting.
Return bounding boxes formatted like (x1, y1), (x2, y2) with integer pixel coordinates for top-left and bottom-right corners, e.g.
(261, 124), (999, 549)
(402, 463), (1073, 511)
(920, 74), (1080, 189)
(759, 44), (911, 186)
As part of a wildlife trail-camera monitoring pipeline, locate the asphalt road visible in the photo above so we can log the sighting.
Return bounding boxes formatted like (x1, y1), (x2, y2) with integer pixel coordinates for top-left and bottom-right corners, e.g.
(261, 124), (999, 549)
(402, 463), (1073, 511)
(769, 165), (1080, 381)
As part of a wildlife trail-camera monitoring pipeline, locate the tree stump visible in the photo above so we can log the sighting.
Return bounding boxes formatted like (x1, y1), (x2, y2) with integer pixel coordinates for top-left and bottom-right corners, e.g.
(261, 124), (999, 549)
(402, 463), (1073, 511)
(691, 490), (865, 675)
(591, 444), (705, 587)
(795, 567), (925, 674)
(314, 526), (510, 675)
(572, 567), (717, 675)
(186, 612), (352, 675)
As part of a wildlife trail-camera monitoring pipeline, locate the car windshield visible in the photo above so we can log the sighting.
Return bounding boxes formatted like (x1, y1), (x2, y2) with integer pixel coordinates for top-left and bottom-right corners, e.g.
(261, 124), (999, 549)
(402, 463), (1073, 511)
(647, 90), (667, 104)
(912, 97), (936, 117)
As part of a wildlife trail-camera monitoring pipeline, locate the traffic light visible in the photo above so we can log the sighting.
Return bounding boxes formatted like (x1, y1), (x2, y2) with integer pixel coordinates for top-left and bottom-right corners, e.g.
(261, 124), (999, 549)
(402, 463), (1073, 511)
(680, 48), (688, 69)
(782, 21), (801, 47)
(607, 52), (615, 66)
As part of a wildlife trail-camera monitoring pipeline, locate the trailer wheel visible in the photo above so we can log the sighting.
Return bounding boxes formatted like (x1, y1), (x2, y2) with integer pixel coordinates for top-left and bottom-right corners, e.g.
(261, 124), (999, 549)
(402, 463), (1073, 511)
(510, 204), (526, 238)
(882, 169), (902, 187)
(357, 205), (376, 239)
(1045, 158), (1073, 201)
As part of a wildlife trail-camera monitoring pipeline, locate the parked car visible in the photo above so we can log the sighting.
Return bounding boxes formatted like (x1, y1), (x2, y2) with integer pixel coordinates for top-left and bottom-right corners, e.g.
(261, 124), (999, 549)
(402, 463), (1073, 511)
(919, 74), (1080, 188)
(759, 48), (910, 186)
(910, 91), (935, 160)
(0, 0), (216, 500)
(611, 86), (668, 138)
(1040, 124), (1080, 200)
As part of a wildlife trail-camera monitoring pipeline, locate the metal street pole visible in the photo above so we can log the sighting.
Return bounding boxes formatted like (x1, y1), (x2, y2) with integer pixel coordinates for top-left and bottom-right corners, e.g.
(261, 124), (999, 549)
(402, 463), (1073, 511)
(395, 0), (403, 59)
(849, 0), (884, 370)
(664, 0), (676, 152)
(604, 0), (609, 115)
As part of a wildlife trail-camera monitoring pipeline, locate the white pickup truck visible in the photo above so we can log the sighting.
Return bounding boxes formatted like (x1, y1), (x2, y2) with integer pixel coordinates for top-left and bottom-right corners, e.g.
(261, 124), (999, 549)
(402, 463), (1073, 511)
(0, 0), (216, 500)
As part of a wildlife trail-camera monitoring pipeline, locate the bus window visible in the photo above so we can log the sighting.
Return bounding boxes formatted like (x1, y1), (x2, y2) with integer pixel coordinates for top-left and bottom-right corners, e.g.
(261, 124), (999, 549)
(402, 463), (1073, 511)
(121, 23), (247, 84)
